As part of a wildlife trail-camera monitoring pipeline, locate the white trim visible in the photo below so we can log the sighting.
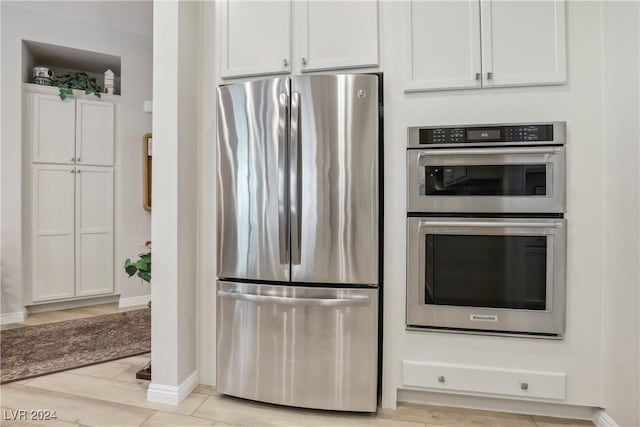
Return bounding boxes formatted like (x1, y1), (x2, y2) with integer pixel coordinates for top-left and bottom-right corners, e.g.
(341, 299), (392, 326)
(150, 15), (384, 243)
(593, 409), (620, 427)
(118, 294), (151, 308)
(1, 308), (28, 325)
(147, 370), (199, 405)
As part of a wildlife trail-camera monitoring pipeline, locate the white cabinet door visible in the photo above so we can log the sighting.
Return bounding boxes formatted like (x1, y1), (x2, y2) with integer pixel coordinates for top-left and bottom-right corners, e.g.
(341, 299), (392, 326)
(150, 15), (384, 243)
(76, 99), (115, 166)
(75, 167), (114, 297)
(298, 1), (379, 72)
(31, 94), (76, 164)
(221, 0), (291, 78)
(481, 0), (566, 87)
(32, 165), (76, 302)
(404, 0), (482, 91)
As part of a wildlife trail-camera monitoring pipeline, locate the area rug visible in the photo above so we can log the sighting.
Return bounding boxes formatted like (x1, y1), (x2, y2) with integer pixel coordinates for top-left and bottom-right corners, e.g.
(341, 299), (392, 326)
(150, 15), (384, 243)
(0, 308), (150, 384)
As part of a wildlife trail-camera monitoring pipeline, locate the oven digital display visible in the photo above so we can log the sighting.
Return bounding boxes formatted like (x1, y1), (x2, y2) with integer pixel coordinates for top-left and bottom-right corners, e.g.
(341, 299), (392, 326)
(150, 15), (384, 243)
(467, 129), (501, 141)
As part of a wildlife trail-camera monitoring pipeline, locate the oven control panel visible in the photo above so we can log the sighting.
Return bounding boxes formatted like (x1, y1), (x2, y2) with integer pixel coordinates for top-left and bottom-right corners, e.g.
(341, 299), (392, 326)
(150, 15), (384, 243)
(410, 122), (565, 147)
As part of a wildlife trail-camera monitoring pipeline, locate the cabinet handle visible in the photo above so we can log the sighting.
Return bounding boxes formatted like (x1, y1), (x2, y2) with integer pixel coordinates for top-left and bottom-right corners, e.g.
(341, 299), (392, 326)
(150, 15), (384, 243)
(70, 157), (75, 162)
(77, 157), (81, 162)
(521, 382), (529, 390)
(77, 169), (82, 174)
(70, 168), (75, 174)
(437, 375), (446, 383)
(283, 58), (288, 67)
(301, 57), (307, 66)
(487, 72), (494, 80)
(475, 72), (481, 81)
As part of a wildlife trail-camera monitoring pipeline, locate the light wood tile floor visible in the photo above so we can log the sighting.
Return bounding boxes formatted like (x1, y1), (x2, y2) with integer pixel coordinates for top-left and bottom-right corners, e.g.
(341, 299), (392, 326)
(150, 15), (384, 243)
(1, 303), (145, 330)
(0, 353), (594, 427)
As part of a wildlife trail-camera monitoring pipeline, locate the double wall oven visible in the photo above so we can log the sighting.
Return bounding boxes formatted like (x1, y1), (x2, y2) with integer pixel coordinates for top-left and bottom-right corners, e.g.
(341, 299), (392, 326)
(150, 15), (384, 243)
(406, 122), (567, 337)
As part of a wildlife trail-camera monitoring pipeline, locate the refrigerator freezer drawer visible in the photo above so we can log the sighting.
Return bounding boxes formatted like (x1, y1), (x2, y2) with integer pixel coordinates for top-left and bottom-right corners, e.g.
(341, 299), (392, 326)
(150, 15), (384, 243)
(216, 281), (379, 412)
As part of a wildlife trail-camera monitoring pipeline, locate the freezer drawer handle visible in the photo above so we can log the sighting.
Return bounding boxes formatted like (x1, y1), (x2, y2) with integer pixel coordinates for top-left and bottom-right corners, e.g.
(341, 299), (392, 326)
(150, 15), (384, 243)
(217, 290), (370, 307)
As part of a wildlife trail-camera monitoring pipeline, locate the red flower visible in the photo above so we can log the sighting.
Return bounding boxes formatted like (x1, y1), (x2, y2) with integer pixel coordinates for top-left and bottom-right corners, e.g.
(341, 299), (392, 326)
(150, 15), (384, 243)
(145, 241), (151, 247)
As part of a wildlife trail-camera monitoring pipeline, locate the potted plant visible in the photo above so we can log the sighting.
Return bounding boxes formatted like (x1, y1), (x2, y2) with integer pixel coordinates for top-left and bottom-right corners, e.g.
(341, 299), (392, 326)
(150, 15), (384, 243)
(124, 240), (151, 380)
(56, 71), (102, 100)
(124, 240), (151, 284)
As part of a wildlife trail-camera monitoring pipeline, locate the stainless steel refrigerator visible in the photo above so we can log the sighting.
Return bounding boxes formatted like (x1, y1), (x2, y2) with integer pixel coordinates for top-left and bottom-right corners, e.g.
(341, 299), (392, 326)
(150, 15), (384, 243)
(216, 74), (380, 412)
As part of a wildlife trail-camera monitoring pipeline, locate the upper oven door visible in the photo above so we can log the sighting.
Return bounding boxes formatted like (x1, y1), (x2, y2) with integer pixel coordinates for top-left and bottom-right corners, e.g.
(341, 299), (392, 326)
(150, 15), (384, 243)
(407, 146), (565, 213)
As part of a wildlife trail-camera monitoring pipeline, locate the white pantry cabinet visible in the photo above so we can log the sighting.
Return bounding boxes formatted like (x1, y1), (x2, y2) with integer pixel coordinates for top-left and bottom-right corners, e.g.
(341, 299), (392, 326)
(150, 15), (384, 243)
(297, 1), (379, 72)
(26, 85), (117, 304)
(219, 0), (379, 79)
(31, 93), (115, 166)
(404, 0), (566, 92)
(31, 165), (114, 302)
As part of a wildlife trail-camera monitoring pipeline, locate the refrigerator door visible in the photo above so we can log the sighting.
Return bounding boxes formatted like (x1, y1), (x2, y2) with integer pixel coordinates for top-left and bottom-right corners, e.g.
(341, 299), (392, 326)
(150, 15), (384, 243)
(216, 281), (379, 411)
(290, 75), (379, 285)
(217, 77), (290, 281)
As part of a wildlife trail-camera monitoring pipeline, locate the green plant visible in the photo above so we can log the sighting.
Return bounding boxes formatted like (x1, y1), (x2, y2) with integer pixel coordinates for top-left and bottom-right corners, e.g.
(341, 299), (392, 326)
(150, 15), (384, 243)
(124, 241), (151, 283)
(56, 72), (102, 100)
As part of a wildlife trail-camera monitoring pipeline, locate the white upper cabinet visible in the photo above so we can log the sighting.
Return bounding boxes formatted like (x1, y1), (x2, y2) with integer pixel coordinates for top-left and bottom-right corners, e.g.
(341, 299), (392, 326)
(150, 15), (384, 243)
(480, 0), (566, 87)
(32, 164), (76, 302)
(404, 0), (567, 91)
(221, 0), (292, 78)
(404, 1), (481, 91)
(31, 93), (76, 164)
(75, 167), (114, 297)
(298, 1), (379, 72)
(76, 99), (115, 166)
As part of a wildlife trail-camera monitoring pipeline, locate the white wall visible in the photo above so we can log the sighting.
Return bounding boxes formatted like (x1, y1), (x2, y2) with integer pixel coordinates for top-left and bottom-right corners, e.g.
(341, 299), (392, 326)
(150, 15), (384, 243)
(0, 2), (152, 314)
(601, 2), (640, 426)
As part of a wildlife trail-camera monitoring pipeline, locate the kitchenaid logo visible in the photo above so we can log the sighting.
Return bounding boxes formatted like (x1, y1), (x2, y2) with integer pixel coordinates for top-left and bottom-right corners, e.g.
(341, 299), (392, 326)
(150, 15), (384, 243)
(470, 314), (498, 322)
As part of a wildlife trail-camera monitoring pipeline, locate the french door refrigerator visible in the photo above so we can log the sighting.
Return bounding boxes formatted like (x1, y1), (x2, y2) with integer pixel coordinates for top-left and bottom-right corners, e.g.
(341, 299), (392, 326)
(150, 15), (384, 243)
(216, 74), (380, 412)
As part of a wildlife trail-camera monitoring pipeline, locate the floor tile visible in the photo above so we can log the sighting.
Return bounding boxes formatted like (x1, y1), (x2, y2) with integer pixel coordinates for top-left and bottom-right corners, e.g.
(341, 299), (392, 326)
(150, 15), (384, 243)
(194, 384), (217, 395)
(0, 384), (154, 427)
(532, 415), (594, 427)
(141, 411), (248, 427)
(68, 360), (132, 379)
(379, 403), (536, 427)
(25, 371), (208, 416)
(193, 394), (426, 427)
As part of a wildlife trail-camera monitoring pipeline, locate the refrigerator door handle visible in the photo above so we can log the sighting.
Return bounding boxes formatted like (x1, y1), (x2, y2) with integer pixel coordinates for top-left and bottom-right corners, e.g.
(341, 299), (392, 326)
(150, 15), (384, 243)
(217, 290), (370, 307)
(290, 91), (302, 265)
(278, 92), (289, 265)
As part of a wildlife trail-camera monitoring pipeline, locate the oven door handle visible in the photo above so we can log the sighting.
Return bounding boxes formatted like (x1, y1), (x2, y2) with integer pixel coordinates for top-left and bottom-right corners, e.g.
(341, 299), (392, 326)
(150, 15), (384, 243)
(418, 220), (562, 229)
(417, 147), (562, 160)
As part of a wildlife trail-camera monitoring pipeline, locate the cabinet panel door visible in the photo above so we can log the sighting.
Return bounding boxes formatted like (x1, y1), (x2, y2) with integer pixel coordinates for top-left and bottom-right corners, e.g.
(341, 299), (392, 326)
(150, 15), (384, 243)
(221, 0), (291, 78)
(76, 167), (114, 297)
(481, 0), (566, 87)
(32, 165), (76, 302)
(31, 94), (76, 164)
(298, 1), (379, 72)
(404, 1), (482, 91)
(76, 100), (115, 166)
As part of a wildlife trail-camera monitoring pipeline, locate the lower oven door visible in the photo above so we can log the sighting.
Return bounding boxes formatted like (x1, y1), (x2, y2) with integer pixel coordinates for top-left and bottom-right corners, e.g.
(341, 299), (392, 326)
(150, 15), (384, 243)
(407, 146), (565, 213)
(216, 281), (378, 411)
(407, 217), (566, 336)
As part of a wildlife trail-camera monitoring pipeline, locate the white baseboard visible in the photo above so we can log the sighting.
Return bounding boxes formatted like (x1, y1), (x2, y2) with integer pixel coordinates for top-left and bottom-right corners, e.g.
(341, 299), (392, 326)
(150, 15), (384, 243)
(593, 409), (620, 427)
(147, 370), (199, 405)
(119, 294), (151, 308)
(0, 309), (28, 325)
